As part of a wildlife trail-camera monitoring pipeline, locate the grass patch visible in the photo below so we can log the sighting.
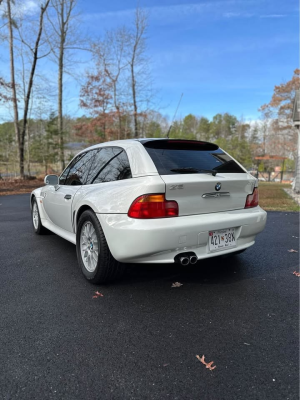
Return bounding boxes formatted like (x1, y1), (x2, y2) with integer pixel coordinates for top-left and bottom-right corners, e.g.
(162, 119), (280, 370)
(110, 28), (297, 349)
(258, 182), (299, 212)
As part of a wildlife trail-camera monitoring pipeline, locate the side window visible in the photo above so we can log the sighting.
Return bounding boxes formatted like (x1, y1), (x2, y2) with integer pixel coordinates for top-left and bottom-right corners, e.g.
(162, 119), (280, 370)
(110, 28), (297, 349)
(86, 147), (132, 185)
(85, 148), (110, 184)
(59, 154), (83, 185)
(59, 168), (70, 185)
(64, 150), (97, 186)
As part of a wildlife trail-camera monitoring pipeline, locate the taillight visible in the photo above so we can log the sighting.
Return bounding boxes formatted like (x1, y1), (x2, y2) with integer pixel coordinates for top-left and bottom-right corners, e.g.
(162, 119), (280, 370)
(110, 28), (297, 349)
(245, 187), (259, 208)
(128, 194), (179, 219)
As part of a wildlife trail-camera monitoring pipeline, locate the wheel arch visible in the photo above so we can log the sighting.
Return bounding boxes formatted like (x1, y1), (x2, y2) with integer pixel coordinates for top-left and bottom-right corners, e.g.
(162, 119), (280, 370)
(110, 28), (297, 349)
(30, 188), (43, 210)
(75, 204), (95, 232)
(30, 193), (37, 210)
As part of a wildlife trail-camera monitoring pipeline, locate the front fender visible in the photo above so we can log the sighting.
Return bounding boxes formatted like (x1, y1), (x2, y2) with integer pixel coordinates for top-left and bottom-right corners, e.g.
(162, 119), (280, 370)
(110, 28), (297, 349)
(30, 187), (49, 221)
(30, 188), (43, 209)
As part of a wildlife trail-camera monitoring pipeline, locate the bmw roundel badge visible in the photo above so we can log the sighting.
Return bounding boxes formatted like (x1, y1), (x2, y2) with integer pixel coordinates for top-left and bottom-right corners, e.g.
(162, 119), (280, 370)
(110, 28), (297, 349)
(215, 182), (222, 191)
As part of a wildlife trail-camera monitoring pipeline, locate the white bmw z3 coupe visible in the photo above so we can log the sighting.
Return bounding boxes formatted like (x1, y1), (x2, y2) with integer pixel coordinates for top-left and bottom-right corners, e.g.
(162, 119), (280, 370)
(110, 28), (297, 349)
(30, 139), (267, 283)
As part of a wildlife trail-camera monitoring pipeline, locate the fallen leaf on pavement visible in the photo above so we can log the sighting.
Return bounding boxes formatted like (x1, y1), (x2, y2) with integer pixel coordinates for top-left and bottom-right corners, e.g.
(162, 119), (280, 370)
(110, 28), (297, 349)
(92, 291), (104, 299)
(293, 271), (300, 277)
(288, 249), (298, 253)
(171, 282), (183, 288)
(196, 355), (216, 371)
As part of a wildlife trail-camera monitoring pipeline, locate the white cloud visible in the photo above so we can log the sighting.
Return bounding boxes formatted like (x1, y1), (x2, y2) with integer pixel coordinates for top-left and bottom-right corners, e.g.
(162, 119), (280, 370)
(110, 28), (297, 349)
(84, 1), (241, 23)
(259, 14), (287, 18)
(223, 12), (254, 18)
(84, 2), (291, 26)
(0, 0), (40, 17)
(224, 12), (240, 18)
(21, 0), (40, 15)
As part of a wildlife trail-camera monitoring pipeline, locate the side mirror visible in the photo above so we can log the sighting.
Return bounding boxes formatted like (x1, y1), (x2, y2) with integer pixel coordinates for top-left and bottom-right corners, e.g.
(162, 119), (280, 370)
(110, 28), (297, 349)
(44, 174), (59, 186)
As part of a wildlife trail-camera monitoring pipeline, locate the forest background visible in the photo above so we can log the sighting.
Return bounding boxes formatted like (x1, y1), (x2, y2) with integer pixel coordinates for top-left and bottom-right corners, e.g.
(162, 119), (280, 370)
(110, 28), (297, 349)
(0, 0), (298, 179)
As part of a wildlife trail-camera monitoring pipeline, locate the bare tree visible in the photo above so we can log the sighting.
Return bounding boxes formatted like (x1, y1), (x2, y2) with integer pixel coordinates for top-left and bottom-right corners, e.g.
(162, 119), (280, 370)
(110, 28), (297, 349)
(0, 77), (12, 102)
(5, 0), (50, 177)
(92, 28), (129, 139)
(259, 69), (299, 158)
(128, 7), (149, 138)
(6, 0), (20, 162)
(46, 0), (84, 170)
(78, 6), (154, 141)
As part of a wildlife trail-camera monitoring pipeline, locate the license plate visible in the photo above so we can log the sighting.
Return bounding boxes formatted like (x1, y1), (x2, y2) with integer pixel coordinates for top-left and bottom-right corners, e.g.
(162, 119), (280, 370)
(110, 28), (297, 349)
(209, 228), (236, 251)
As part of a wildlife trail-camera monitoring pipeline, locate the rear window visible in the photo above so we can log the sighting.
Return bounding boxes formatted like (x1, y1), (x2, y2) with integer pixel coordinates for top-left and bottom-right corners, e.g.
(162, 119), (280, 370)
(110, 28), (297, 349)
(143, 140), (245, 175)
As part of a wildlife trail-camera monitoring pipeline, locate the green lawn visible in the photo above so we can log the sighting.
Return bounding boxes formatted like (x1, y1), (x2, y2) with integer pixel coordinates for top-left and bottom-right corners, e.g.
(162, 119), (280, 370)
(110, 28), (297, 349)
(258, 182), (299, 212)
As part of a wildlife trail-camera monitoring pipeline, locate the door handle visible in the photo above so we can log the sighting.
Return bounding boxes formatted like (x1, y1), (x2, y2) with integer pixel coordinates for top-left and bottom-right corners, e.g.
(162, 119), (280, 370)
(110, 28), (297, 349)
(64, 194), (72, 200)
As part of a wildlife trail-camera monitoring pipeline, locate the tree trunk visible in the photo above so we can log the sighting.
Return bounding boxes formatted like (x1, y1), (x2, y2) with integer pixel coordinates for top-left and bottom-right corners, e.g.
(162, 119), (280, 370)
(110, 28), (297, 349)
(112, 80), (122, 140)
(20, 0), (50, 179)
(58, 1), (65, 171)
(294, 130), (300, 193)
(7, 0), (21, 176)
(26, 124), (31, 176)
(131, 62), (138, 138)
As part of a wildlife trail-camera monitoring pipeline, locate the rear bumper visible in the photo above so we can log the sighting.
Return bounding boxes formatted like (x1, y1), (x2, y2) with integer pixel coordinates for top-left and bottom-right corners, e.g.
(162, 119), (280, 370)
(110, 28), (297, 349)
(97, 207), (267, 263)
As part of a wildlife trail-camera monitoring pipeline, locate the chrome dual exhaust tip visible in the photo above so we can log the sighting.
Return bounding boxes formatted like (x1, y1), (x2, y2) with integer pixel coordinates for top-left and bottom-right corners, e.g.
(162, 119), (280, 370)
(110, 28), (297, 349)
(180, 257), (190, 266)
(189, 255), (198, 265)
(177, 254), (198, 265)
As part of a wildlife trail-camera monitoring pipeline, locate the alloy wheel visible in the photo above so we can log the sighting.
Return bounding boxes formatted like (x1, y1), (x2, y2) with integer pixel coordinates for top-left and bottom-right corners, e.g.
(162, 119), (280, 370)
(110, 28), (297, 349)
(32, 202), (39, 230)
(80, 221), (99, 272)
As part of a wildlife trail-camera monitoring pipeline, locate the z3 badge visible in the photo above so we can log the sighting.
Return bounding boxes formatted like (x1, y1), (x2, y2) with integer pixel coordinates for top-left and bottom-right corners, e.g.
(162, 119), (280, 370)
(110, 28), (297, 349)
(169, 184), (184, 190)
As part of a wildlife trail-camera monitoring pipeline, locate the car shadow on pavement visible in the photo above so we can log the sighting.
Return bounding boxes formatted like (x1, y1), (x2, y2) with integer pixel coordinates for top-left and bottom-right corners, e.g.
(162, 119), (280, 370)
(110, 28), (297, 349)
(117, 254), (258, 286)
(49, 233), (252, 286)
(48, 234), (292, 287)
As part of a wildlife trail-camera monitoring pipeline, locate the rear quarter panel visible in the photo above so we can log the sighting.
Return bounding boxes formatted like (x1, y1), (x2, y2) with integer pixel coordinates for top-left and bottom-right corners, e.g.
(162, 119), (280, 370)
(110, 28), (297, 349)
(73, 175), (166, 228)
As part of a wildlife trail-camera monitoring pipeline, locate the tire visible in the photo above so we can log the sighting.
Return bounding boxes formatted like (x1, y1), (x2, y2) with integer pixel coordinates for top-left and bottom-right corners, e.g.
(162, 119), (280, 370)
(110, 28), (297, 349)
(76, 210), (125, 284)
(31, 198), (47, 235)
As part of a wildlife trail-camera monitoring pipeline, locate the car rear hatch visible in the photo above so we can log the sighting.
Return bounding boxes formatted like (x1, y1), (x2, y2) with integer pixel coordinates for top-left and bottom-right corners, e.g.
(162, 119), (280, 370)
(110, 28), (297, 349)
(142, 139), (256, 216)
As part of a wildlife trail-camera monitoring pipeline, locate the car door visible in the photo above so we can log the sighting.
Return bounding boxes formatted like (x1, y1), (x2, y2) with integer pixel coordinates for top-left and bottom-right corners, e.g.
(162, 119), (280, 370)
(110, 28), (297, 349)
(43, 151), (97, 232)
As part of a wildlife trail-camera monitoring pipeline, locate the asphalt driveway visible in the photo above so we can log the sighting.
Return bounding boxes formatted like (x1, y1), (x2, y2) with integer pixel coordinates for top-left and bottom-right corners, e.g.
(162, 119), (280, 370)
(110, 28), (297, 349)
(0, 194), (299, 400)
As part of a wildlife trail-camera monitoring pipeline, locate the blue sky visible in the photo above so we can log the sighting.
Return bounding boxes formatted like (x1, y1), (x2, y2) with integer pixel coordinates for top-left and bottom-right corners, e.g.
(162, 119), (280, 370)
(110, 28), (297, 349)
(0, 0), (298, 122)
